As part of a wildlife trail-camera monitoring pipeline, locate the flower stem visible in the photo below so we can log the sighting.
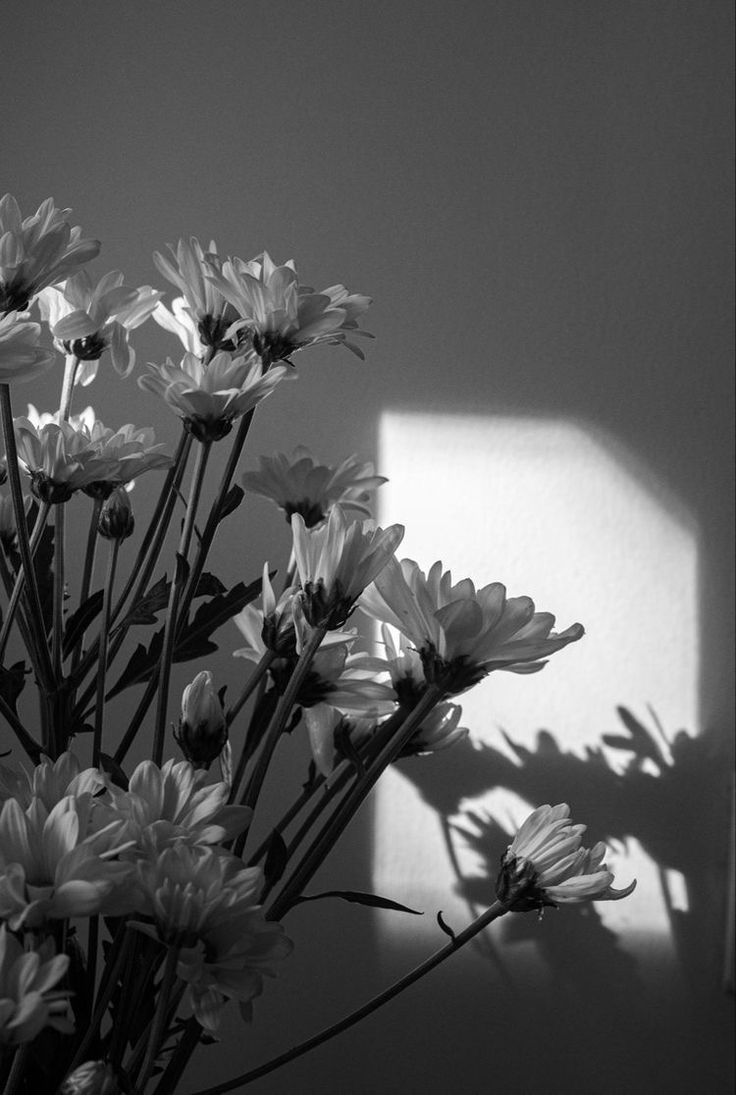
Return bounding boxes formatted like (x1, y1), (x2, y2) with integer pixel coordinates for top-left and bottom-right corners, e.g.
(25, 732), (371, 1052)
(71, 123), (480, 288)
(190, 902), (508, 1095)
(0, 500), (51, 663)
(92, 538), (120, 766)
(52, 502), (65, 680)
(152, 440), (211, 765)
(135, 945), (180, 1095)
(2, 1042), (30, 1095)
(267, 685), (442, 921)
(0, 385), (55, 692)
(58, 353), (80, 422)
(68, 495), (103, 674)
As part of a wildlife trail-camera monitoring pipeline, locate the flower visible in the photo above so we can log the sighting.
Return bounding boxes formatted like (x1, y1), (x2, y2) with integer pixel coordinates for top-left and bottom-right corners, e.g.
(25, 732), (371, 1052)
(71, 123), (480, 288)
(0, 751), (105, 812)
(206, 252), (372, 365)
(0, 793), (132, 929)
(0, 924), (72, 1045)
(97, 486), (135, 541)
(153, 238), (239, 350)
(81, 420), (171, 496)
(152, 295), (205, 356)
(0, 194), (100, 314)
(292, 505), (404, 629)
(138, 350), (290, 442)
(94, 758), (250, 852)
(361, 557), (584, 695)
(496, 803), (637, 911)
(175, 671), (228, 767)
(232, 565), (301, 662)
(0, 310), (55, 382)
(60, 1061), (120, 1095)
(39, 269), (163, 383)
(242, 447), (386, 527)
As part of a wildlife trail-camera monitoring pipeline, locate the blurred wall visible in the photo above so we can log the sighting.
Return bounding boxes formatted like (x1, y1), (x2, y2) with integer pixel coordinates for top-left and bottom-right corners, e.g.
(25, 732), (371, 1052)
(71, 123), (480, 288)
(2, 1), (733, 1092)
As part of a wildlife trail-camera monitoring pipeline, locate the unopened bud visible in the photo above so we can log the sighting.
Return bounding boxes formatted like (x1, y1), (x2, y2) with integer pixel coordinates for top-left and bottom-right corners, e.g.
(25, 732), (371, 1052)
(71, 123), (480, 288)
(60, 1060), (120, 1095)
(175, 669), (227, 767)
(98, 487), (134, 541)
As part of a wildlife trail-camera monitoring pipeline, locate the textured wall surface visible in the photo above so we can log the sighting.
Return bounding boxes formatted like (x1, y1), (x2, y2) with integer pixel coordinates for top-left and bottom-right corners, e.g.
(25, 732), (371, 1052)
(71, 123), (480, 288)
(2, 1), (733, 1092)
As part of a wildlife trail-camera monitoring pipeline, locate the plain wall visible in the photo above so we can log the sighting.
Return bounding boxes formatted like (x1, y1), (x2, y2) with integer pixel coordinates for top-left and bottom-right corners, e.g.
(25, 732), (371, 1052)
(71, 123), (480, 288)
(2, 1), (733, 1092)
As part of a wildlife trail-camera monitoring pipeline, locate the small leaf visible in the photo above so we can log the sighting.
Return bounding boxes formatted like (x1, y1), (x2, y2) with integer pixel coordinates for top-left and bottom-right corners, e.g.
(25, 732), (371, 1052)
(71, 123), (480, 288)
(436, 910), (456, 941)
(120, 575), (171, 627)
(62, 589), (105, 657)
(218, 485), (245, 522)
(293, 890), (423, 915)
(174, 552), (189, 585)
(0, 661), (28, 711)
(99, 752), (129, 790)
(263, 831), (288, 888)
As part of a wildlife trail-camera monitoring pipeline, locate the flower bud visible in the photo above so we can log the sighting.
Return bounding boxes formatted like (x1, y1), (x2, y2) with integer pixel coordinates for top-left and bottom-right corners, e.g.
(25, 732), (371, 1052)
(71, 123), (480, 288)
(98, 487), (134, 541)
(60, 1060), (120, 1095)
(175, 669), (227, 767)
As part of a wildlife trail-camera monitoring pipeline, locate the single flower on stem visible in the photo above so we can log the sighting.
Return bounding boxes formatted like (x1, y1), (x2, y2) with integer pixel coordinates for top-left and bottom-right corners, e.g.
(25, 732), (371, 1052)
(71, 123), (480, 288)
(292, 505), (404, 629)
(0, 310), (55, 383)
(0, 924), (72, 1045)
(495, 802), (637, 912)
(138, 349), (290, 442)
(361, 557), (584, 695)
(176, 670), (228, 768)
(0, 193), (100, 314)
(39, 270), (163, 383)
(153, 238), (239, 351)
(242, 447), (386, 527)
(206, 251), (372, 365)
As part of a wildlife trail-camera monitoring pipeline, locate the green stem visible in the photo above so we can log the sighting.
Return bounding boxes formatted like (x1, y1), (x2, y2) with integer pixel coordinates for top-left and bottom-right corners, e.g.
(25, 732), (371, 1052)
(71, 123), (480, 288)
(92, 538), (119, 766)
(267, 686), (442, 922)
(52, 503), (65, 680)
(2, 1042), (30, 1095)
(190, 902), (508, 1094)
(152, 440), (211, 765)
(0, 500), (51, 662)
(64, 924), (135, 1079)
(68, 496), (102, 674)
(135, 945), (180, 1095)
(245, 772), (326, 868)
(0, 385), (55, 691)
(58, 353), (80, 422)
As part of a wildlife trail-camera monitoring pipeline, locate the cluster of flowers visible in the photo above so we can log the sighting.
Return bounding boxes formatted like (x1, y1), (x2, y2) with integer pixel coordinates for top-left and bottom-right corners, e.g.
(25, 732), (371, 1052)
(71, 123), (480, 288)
(0, 751), (291, 1048)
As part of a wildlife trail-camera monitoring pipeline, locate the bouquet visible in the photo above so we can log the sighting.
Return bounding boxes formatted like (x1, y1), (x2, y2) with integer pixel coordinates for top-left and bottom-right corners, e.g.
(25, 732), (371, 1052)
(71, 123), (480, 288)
(0, 194), (635, 1094)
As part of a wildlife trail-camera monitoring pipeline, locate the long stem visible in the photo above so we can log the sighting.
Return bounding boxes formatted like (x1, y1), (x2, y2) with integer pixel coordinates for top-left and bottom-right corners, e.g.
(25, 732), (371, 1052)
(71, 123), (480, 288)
(152, 440), (211, 765)
(52, 503), (65, 680)
(191, 902), (508, 1095)
(58, 353), (80, 422)
(2, 1042), (30, 1095)
(68, 496), (103, 675)
(92, 538), (120, 765)
(135, 945), (180, 1095)
(0, 385), (55, 691)
(0, 500), (51, 662)
(267, 686), (442, 921)
(64, 924), (135, 1078)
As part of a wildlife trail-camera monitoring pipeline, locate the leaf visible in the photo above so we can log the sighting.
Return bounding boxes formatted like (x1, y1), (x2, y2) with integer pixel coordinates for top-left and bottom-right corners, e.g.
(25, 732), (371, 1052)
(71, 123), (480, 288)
(62, 589), (104, 657)
(119, 575), (171, 627)
(263, 831), (288, 888)
(292, 890), (423, 915)
(436, 910), (456, 941)
(106, 634), (163, 699)
(218, 485), (245, 522)
(0, 661), (28, 712)
(173, 576), (263, 663)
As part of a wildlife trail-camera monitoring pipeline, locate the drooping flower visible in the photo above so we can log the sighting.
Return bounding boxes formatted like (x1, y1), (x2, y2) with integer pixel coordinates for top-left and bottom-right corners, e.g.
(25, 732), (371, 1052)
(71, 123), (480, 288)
(138, 350), (290, 442)
(292, 505), (404, 629)
(496, 803), (637, 911)
(0, 194), (100, 314)
(175, 671), (228, 768)
(0, 924), (72, 1045)
(361, 557), (584, 695)
(153, 238), (239, 351)
(0, 793), (132, 929)
(206, 252), (372, 365)
(39, 270), (163, 383)
(242, 447), (386, 527)
(0, 310), (55, 383)
(94, 758), (250, 852)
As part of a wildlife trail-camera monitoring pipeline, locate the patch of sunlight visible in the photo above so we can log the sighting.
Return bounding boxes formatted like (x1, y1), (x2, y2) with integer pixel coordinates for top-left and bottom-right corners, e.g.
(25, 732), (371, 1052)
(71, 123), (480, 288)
(371, 412), (698, 964)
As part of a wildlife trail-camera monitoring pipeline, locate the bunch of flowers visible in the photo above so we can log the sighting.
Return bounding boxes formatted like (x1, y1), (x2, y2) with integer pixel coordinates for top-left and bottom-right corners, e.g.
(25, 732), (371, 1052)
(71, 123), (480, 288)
(0, 193), (634, 1094)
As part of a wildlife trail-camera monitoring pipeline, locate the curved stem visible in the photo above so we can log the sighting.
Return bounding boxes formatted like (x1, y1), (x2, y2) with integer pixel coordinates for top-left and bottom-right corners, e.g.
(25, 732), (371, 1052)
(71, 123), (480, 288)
(0, 385), (55, 691)
(191, 902), (508, 1095)
(92, 538), (120, 765)
(152, 440), (211, 765)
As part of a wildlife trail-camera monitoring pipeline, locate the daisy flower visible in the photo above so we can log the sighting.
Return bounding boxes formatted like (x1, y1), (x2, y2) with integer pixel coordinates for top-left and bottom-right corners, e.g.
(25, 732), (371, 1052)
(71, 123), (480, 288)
(0, 924), (72, 1045)
(0, 310), (55, 383)
(153, 238), (238, 351)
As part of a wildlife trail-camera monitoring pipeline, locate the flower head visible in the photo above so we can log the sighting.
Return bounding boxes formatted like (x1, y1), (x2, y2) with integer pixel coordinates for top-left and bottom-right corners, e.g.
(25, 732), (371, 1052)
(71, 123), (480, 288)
(60, 1061), (120, 1095)
(98, 486), (135, 541)
(176, 671), (228, 768)
(152, 295), (205, 356)
(39, 269), (162, 383)
(206, 252), (372, 365)
(0, 751), (105, 812)
(361, 557), (584, 695)
(496, 803), (636, 911)
(243, 447), (386, 527)
(153, 238), (238, 350)
(292, 505), (404, 629)
(0, 194), (100, 314)
(0, 924), (72, 1045)
(138, 350), (290, 442)
(0, 310), (55, 383)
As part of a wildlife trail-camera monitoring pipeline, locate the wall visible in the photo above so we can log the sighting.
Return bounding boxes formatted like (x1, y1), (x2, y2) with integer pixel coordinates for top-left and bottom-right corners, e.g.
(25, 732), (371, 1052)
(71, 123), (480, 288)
(2, 2), (733, 1092)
